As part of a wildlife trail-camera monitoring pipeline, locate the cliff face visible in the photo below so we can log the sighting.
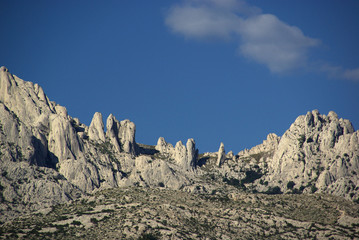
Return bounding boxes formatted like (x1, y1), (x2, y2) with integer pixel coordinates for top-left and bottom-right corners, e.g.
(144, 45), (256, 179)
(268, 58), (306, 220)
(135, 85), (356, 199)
(0, 66), (359, 221)
(0, 67), (193, 218)
(235, 110), (359, 200)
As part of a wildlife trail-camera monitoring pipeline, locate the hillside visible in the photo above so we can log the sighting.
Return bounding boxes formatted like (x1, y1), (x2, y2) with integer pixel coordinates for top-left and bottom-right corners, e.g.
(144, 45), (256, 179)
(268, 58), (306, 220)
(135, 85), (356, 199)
(0, 66), (358, 239)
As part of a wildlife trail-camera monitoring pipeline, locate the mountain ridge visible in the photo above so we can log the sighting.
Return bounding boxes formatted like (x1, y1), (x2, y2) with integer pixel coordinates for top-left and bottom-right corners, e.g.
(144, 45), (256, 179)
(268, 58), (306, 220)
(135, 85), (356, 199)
(1, 66), (359, 239)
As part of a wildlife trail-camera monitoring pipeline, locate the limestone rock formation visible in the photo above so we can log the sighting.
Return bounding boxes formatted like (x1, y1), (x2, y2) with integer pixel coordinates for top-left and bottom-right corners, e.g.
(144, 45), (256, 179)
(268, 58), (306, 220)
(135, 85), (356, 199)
(0, 67), (142, 217)
(106, 114), (122, 153)
(1, 66), (359, 225)
(186, 138), (197, 169)
(246, 110), (359, 200)
(105, 114), (137, 155)
(120, 155), (189, 189)
(156, 137), (198, 170)
(88, 112), (105, 142)
(238, 133), (280, 157)
(155, 137), (175, 156)
(47, 113), (84, 163)
(216, 142), (225, 167)
(119, 119), (136, 155)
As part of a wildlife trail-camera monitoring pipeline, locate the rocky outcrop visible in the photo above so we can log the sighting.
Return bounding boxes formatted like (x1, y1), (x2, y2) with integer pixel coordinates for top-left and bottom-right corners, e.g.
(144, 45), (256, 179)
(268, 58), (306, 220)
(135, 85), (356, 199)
(216, 142), (225, 167)
(238, 133), (280, 157)
(88, 112), (105, 142)
(119, 119), (136, 155)
(253, 110), (359, 200)
(156, 137), (198, 170)
(120, 155), (190, 189)
(48, 113), (84, 163)
(175, 138), (197, 170)
(155, 137), (175, 156)
(0, 66), (55, 126)
(1, 65), (359, 224)
(105, 114), (137, 155)
(106, 114), (122, 153)
(0, 67), (141, 214)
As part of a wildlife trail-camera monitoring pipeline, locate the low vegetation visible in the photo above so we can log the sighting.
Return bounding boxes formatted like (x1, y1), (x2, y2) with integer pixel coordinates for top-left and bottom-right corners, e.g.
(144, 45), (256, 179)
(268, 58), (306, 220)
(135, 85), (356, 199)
(0, 187), (358, 239)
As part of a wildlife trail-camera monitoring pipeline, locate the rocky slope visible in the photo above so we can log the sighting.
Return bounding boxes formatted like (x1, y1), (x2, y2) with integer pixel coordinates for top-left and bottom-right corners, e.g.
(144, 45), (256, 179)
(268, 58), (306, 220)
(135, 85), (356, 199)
(0, 66), (359, 238)
(1, 186), (359, 239)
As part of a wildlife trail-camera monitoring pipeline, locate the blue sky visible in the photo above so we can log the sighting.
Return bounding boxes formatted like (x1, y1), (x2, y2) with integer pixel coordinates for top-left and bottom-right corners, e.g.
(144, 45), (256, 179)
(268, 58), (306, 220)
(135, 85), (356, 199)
(1, 0), (359, 153)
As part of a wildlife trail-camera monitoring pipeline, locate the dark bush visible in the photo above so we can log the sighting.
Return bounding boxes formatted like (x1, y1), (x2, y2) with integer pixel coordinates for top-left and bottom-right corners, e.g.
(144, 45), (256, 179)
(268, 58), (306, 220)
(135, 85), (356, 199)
(138, 232), (160, 240)
(287, 181), (295, 189)
(265, 186), (282, 195)
(241, 170), (262, 184)
(71, 220), (82, 226)
(306, 137), (313, 143)
(311, 185), (318, 193)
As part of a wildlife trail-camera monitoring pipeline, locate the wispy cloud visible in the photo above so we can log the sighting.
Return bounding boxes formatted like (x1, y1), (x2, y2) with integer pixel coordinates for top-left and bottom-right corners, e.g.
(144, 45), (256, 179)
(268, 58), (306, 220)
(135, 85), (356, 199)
(320, 64), (359, 82)
(165, 0), (319, 73)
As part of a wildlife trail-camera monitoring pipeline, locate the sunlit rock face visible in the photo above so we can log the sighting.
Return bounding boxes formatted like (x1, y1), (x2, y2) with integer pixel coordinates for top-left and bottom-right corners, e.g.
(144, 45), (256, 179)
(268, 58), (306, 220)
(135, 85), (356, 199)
(88, 112), (106, 142)
(1, 66), (359, 223)
(252, 110), (359, 200)
(156, 137), (198, 170)
(216, 142), (225, 167)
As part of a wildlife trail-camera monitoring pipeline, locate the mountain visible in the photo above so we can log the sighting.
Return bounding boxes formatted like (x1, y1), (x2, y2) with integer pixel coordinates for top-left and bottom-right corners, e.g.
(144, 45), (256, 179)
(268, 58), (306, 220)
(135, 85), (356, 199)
(0, 66), (358, 239)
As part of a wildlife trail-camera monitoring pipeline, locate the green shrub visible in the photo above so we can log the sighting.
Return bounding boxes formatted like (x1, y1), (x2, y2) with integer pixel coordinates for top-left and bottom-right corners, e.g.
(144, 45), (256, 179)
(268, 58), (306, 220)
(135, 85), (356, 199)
(71, 220), (82, 226)
(265, 186), (282, 195)
(138, 231), (160, 240)
(90, 218), (98, 224)
(287, 181), (295, 189)
(311, 185), (318, 193)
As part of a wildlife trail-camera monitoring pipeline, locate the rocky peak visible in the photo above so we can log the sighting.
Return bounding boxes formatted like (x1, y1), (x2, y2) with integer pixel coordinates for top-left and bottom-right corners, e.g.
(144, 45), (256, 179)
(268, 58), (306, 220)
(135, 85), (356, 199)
(1, 66), (359, 228)
(216, 142), (225, 167)
(156, 137), (175, 155)
(105, 114), (137, 155)
(0, 67), (55, 125)
(186, 138), (198, 169)
(238, 133), (280, 157)
(106, 114), (122, 152)
(156, 137), (198, 170)
(119, 119), (136, 155)
(289, 110), (354, 149)
(264, 110), (359, 200)
(88, 112), (106, 142)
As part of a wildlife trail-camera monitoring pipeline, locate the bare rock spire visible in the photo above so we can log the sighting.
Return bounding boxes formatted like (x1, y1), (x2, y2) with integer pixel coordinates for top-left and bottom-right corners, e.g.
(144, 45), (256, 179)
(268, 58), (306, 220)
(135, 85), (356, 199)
(106, 114), (137, 155)
(88, 112), (106, 142)
(106, 114), (121, 152)
(174, 138), (198, 170)
(119, 119), (137, 155)
(216, 142), (225, 167)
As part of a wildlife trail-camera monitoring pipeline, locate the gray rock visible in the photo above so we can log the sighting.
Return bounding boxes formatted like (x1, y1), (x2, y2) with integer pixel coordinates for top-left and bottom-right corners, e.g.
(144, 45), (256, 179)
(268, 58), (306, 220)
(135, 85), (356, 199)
(216, 142), (225, 167)
(186, 138), (197, 169)
(88, 112), (106, 142)
(105, 114), (137, 155)
(1, 66), (359, 225)
(119, 119), (136, 155)
(155, 137), (175, 155)
(106, 114), (122, 152)
(174, 139), (198, 170)
(259, 110), (359, 200)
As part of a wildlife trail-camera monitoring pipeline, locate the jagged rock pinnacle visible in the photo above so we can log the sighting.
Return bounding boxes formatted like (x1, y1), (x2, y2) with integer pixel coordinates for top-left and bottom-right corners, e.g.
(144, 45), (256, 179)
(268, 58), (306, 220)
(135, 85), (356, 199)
(216, 142), (225, 167)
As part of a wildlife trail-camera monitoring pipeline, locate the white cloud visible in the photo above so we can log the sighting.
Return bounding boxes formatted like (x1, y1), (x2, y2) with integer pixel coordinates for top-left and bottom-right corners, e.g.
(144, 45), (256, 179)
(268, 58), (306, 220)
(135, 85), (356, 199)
(165, 5), (241, 40)
(165, 0), (359, 81)
(238, 14), (319, 72)
(165, 0), (319, 73)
